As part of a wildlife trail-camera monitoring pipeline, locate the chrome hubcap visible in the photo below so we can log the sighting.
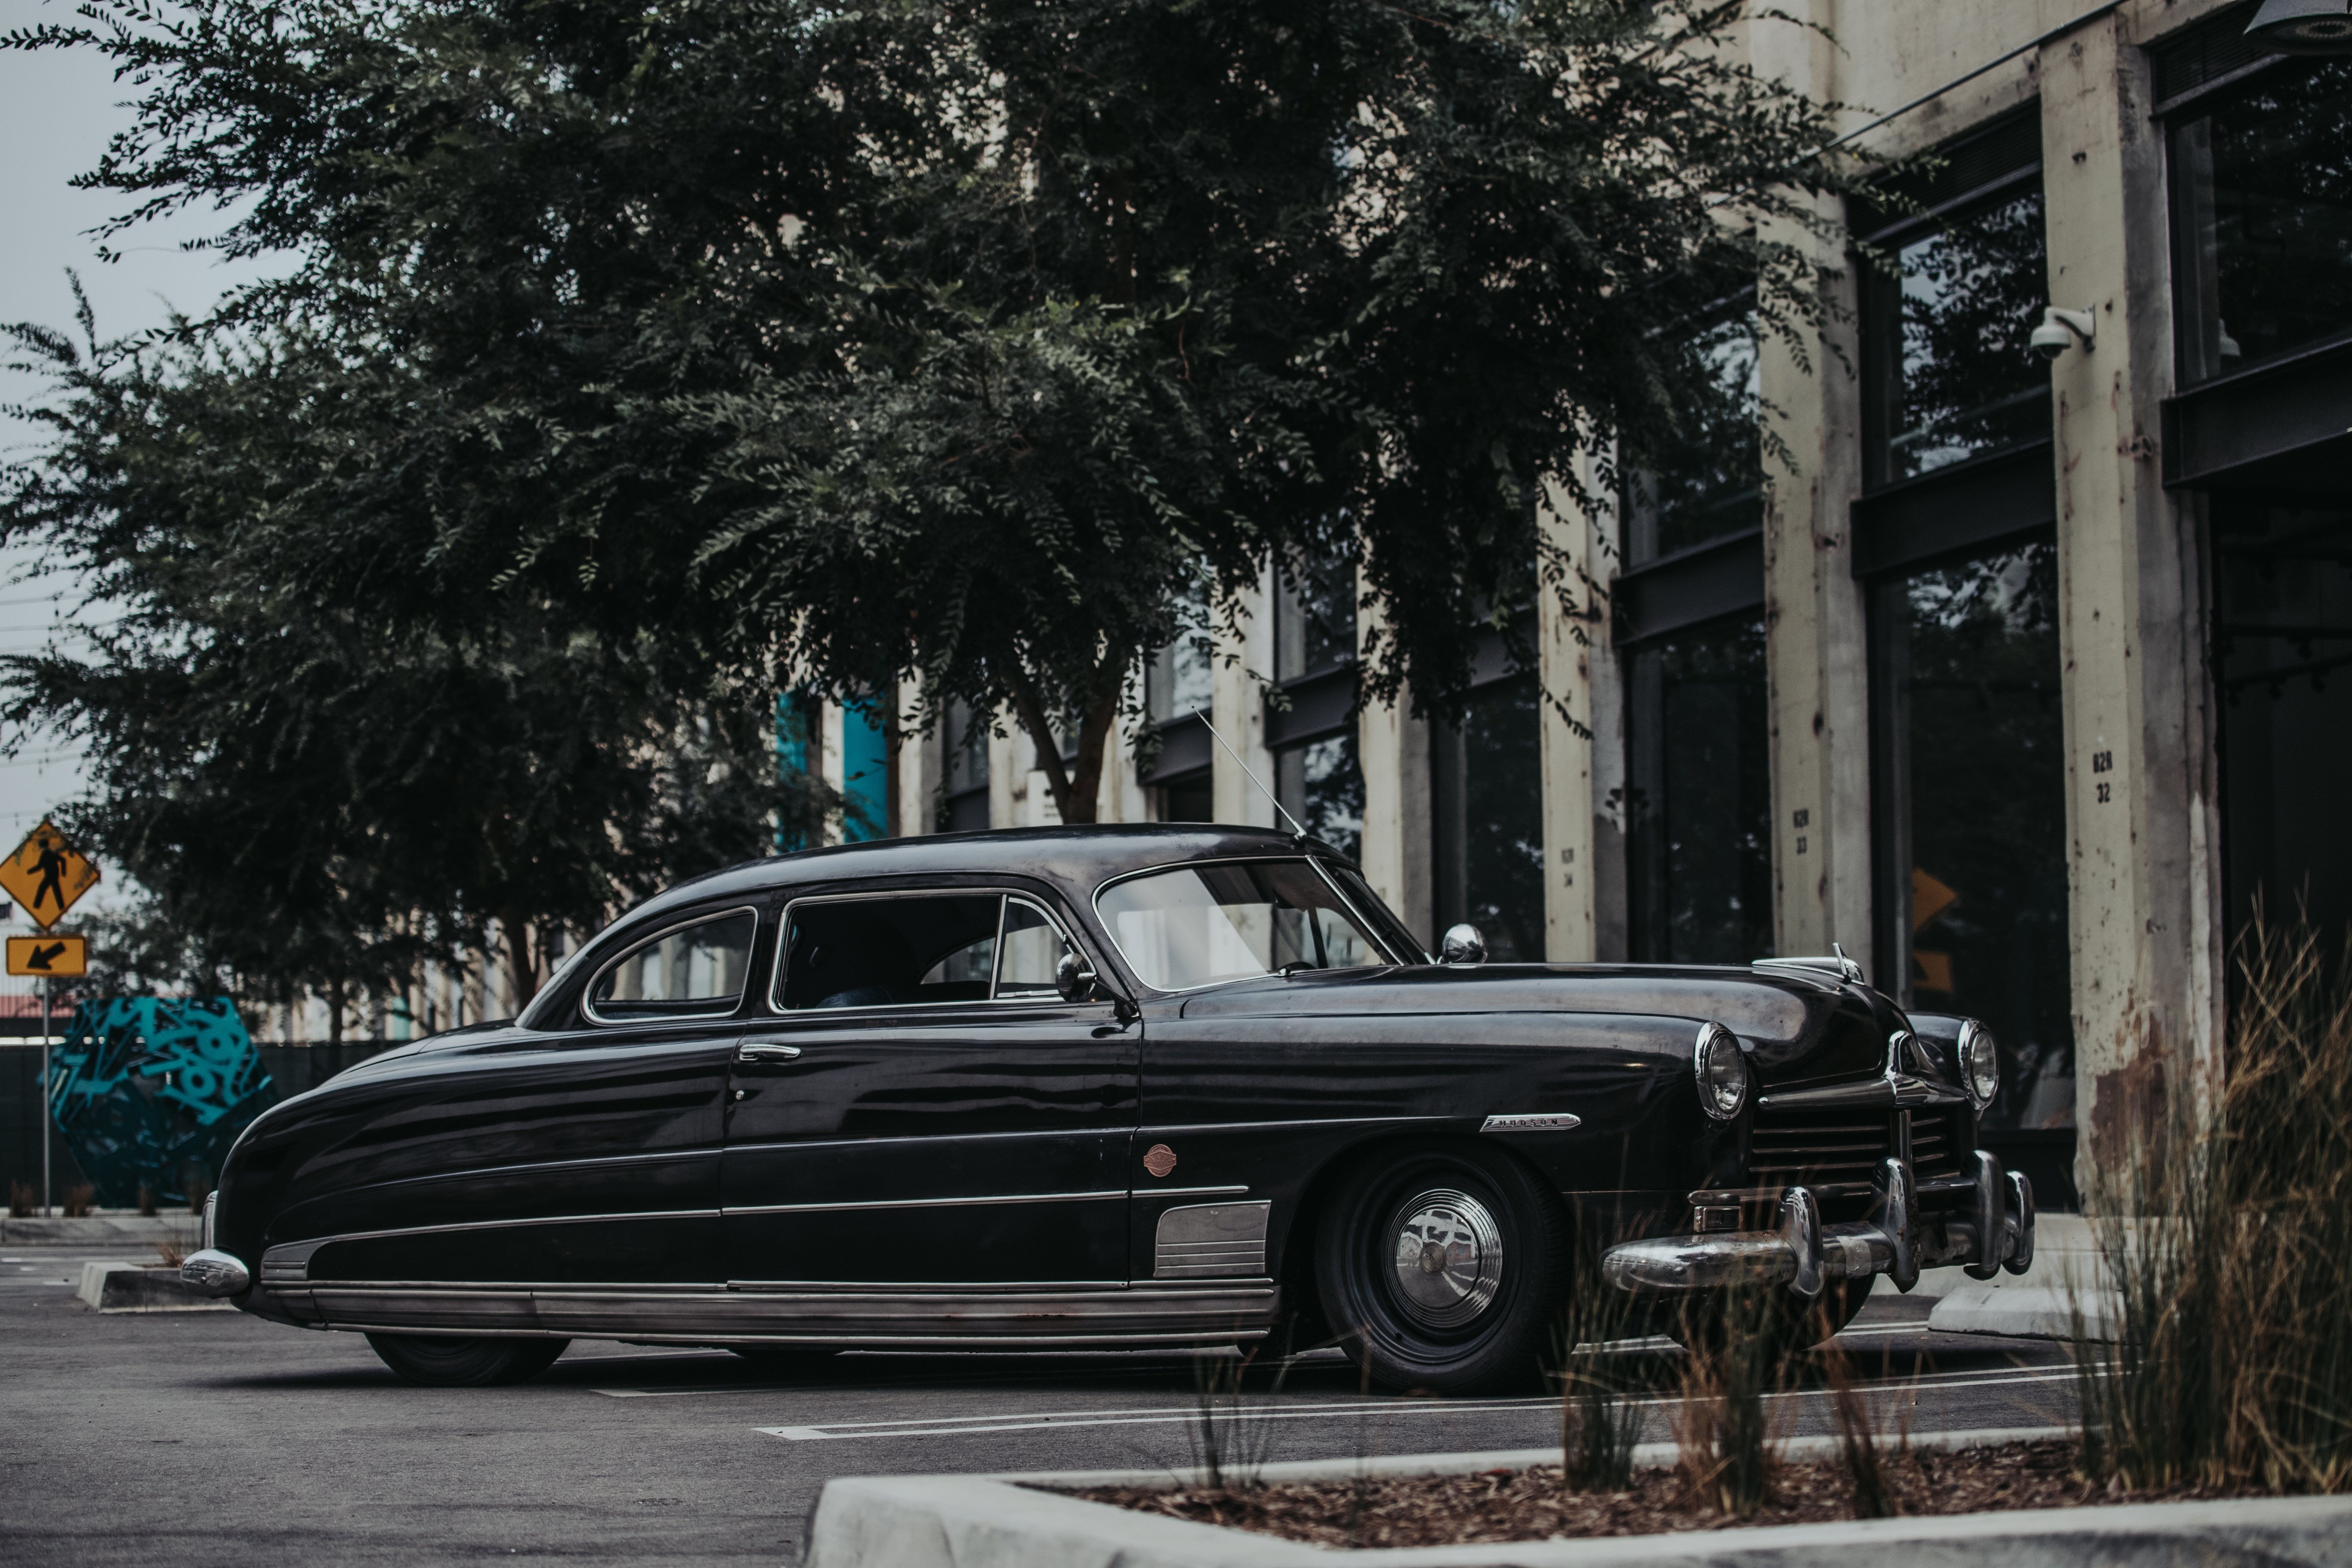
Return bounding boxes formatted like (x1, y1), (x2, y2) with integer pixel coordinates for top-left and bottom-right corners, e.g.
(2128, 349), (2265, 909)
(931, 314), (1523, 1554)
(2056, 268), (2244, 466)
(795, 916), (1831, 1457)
(1387, 1188), (1504, 1328)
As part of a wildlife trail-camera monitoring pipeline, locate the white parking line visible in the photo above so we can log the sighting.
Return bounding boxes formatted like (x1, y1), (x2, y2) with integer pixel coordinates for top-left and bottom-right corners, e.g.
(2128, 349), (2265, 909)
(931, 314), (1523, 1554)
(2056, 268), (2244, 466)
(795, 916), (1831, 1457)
(744, 1367), (2081, 1441)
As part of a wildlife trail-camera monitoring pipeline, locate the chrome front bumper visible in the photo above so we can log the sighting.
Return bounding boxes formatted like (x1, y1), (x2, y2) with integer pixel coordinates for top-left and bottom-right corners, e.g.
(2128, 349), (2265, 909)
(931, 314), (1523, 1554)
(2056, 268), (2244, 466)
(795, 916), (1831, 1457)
(181, 1249), (251, 1297)
(1602, 1150), (2035, 1299)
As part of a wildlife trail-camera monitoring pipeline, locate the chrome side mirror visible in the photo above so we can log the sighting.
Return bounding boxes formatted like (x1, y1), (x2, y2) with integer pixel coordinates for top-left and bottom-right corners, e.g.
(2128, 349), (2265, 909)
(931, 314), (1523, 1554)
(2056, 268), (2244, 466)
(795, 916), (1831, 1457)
(1055, 951), (1100, 1003)
(1439, 923), (1487, 965)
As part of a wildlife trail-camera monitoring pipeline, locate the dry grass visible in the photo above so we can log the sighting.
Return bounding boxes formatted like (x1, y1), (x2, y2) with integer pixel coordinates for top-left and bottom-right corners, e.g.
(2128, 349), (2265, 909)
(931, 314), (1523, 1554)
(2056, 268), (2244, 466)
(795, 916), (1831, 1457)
(60, 1184), (96, 1217)
(7, 1180), (33, 1218)
(152, 1237), (187, 1268)
(1077, 1440), (2250, 1548)
(2075, 912), (2352, 1494)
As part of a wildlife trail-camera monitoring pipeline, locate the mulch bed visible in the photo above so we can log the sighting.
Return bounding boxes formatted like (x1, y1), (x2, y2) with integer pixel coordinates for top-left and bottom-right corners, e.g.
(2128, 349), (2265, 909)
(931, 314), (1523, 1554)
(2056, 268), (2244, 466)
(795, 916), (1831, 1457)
(1069, 1441), (2260, 1550)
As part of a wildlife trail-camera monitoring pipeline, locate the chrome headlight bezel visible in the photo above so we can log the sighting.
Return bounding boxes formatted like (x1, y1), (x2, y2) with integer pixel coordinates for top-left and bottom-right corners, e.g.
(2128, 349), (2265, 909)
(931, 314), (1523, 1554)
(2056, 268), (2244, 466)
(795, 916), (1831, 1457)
(1958, 1019), (2000, 1109)
(1694, 1020), (1750, 1122)
(202, 1190), (218, 1252)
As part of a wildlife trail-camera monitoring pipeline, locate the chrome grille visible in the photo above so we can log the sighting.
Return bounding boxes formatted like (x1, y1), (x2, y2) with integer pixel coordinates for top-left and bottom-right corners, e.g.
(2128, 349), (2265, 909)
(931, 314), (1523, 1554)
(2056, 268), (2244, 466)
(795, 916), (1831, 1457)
(1907, 1108), (1965, 1181)
(1748, 1109), (1892, 1188)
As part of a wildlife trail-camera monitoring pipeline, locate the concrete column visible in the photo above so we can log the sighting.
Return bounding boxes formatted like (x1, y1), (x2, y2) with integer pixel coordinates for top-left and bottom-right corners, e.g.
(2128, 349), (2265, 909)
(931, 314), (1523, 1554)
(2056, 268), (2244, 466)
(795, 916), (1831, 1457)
(1749, 3), (1874, 973)
(819, 700), (847, 845)
(1096, 671), (1150, 824)
(1357, 562), (1434, 945)
(2040, 17), (2224, 1193)
(1536, 474), (1617, 963)
(893, 677), (938, 837)
(988, 714), (1026, 828)
(1211, 565), (1276, 828)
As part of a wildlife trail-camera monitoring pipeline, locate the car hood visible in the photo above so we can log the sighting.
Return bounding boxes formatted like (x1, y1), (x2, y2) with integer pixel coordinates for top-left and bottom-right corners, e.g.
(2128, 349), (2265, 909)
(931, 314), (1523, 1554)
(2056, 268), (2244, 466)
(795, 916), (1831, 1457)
(1173, 962), (1916, 1089)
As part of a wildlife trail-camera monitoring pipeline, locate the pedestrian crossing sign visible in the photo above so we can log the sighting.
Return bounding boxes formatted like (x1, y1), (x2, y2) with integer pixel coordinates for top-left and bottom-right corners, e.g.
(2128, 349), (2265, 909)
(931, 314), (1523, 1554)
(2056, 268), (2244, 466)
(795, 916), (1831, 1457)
(0, 821), (99, 931)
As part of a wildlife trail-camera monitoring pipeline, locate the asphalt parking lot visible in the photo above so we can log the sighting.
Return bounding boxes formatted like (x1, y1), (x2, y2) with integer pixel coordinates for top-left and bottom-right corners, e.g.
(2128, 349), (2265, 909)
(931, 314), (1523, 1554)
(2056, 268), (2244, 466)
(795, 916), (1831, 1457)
(2, 1248), (2079, 1565)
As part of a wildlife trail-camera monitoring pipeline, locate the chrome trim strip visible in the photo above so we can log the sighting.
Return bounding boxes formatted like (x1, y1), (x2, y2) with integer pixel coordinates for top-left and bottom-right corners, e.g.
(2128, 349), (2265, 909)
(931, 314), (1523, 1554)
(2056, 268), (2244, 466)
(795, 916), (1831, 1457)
(260, 1209), (715, 1271)
(582, 904), (762, 1026)
(1139, 1184), (1251, 1199)
(1479, 1113), (1583, 1133)
(323, 1323), (1273, 1348)
(727, 1279), (1129, 1293)
(724, 1190), (1125, 1217)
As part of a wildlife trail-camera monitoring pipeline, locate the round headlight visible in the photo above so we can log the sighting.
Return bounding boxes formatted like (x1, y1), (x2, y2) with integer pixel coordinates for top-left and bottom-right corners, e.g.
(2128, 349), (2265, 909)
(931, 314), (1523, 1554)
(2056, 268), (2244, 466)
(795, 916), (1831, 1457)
(1960, 1020), (2000, 1109)
(1694, 1021), (1749, 1122)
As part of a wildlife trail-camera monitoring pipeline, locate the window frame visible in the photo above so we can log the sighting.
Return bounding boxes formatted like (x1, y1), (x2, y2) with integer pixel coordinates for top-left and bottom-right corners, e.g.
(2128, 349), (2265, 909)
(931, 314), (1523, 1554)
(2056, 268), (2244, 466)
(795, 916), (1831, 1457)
(1089, 854), (1407, 995)
(581, 904), (764, 1027)
(765, 887), (1090, 1015)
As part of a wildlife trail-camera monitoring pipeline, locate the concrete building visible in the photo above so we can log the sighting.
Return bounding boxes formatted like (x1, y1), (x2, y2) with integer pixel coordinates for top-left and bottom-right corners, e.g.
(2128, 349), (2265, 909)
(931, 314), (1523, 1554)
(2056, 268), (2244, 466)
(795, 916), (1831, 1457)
(841, 0), (2352, 1208)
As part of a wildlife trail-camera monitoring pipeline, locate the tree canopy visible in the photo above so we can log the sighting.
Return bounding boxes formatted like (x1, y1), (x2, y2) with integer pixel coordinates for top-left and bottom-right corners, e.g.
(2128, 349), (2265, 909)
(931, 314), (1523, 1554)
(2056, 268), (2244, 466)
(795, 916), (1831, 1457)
(3, 0), (1870, 1004)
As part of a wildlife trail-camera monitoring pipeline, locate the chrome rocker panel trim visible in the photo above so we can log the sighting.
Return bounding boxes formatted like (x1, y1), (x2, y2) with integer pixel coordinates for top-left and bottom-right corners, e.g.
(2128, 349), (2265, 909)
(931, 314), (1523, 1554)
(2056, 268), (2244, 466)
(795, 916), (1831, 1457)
(283, 1282), (1280, 1346)
(1601, 1156), (2035, 1297)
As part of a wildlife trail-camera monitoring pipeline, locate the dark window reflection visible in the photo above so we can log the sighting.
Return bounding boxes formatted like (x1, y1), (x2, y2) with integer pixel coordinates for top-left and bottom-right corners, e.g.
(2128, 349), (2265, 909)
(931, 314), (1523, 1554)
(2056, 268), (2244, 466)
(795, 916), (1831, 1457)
(1276, 554), (1358, 683)
(2214, 501), (2352, 947)
(1432, 676), (1544, 962)
(1872, 542), (2072, 1130)
(1626, 619), (1772, 964)
(1276, 732), (1364, 861)
(2171, 59), (2352, 386)
(1864, 190), (2051, 487)
(1627, 310), (1762, 565)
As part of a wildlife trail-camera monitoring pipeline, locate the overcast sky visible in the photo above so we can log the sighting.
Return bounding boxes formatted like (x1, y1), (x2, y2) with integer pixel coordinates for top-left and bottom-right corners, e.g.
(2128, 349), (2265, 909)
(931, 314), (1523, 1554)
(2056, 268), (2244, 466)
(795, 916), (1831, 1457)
(2, 0), (285, 932)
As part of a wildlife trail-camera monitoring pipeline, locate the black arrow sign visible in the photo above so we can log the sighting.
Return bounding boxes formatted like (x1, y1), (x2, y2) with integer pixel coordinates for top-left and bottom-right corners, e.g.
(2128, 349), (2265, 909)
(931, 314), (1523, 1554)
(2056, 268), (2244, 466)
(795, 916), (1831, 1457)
(25, 941), (66, 972)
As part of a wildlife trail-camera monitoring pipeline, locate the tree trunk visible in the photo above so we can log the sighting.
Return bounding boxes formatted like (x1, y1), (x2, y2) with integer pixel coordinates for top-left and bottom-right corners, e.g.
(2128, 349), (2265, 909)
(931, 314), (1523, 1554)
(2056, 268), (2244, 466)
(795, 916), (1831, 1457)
(501, 911), (540, 1009)
(325, 973), (345, 1047)
(1005, 662), (1125, 825)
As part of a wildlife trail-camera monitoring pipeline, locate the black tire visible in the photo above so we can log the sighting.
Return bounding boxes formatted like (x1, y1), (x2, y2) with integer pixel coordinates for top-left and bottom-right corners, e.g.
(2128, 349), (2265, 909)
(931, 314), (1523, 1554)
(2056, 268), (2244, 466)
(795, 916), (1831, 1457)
(1313, 1140), (1570, 1395)
(1664, 1274), (1875, 1360)
(364, 1333), (570, 1387)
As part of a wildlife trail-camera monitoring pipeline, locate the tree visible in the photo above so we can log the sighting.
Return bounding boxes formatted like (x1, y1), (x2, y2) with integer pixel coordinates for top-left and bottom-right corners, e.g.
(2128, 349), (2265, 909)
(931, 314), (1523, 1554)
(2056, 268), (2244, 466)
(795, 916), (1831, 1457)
(8, 0), (1868, 830)
(3, 294), (793, 1026)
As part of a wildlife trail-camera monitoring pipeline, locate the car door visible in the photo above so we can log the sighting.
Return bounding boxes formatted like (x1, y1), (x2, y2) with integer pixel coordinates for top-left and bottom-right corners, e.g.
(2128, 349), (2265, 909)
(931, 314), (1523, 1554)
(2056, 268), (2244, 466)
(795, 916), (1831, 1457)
(285, 904), (760, 1305)
(721, 887), (1139, 1289)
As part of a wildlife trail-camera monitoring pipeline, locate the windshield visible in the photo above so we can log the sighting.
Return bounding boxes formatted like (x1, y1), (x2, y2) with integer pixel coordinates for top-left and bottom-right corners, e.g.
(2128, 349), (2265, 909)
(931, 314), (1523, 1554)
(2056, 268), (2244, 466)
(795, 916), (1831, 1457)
(1096, 859), (1397, 991)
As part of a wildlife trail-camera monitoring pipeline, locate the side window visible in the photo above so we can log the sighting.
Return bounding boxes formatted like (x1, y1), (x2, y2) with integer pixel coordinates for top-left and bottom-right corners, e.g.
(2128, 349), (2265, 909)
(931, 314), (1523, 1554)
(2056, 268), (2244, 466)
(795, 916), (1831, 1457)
(996, 899), (1075, 999)
(588, 910), (758, 1021)
(779, 894), (1002, 1010)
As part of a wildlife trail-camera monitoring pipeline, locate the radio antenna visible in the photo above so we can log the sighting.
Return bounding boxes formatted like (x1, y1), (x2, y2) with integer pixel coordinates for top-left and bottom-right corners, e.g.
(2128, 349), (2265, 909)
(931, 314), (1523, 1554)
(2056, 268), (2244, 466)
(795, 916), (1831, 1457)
(1192, 706), (1309, 839)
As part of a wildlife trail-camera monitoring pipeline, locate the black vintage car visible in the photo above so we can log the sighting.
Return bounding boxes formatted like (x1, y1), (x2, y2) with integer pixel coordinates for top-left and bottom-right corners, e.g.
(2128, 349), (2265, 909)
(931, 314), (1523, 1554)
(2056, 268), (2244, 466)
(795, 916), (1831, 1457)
(182, 824), (2035, 1389)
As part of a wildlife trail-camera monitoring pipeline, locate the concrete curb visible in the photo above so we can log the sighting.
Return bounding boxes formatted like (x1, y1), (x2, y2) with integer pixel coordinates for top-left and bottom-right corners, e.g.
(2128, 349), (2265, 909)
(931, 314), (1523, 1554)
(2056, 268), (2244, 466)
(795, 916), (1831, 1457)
(3, 1215), (202, 1245)
(1928, 1283), (2112, 1340)
(805, 1429), (2352, 1568)
(75, 1260), (231, 1312)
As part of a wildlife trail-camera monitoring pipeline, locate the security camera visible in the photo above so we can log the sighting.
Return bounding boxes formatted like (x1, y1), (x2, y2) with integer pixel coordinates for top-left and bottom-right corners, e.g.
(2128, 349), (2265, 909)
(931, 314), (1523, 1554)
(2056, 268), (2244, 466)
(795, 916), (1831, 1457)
(2030, 306), (2096, 363)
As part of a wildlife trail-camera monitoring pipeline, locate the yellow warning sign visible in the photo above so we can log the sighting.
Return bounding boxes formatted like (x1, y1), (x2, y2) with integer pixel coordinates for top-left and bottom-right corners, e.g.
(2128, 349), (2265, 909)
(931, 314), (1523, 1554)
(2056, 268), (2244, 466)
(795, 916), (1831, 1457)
(0, 820), (99, 929)
(6, 933), (87, 977)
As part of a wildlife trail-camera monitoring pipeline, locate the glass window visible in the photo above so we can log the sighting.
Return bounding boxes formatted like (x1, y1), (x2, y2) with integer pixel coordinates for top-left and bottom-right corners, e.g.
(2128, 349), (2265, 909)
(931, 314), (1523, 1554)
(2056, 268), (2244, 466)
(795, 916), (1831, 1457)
(1432, 675), (1544, 962)
(1864, 189), (2051, 487)
(778, 894), (1004, 1009)
(2170, 59), (2352, 386)
(997, 898), (1076, 999)
(2213, 500), (2352, 949)
(1275, 556), (1357, 683)
(1626, 309), (1762, 565)
(1098, 860), (1395, 991)
(1275, 732), (1364, 861)
(1146, 634), (1216, 724)
(1626, 619), (1771, 964)
(1872, 541), (2072, 1130)
(1324, 862), (1429, 963)
(589, 910), (758, 1021)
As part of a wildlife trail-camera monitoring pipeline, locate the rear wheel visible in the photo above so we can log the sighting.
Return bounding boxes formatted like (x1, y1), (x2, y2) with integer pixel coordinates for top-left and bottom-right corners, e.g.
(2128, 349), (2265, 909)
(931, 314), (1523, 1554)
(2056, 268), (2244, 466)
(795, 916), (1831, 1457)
(364, 1333), (569, 1387)
(1313, 1141), (1570, 1394)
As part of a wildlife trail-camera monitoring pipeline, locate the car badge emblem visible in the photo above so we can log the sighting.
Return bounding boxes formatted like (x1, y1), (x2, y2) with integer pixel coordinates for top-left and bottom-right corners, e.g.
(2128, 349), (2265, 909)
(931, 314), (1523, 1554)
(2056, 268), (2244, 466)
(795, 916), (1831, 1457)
(1143, 1144), (1178, 1179)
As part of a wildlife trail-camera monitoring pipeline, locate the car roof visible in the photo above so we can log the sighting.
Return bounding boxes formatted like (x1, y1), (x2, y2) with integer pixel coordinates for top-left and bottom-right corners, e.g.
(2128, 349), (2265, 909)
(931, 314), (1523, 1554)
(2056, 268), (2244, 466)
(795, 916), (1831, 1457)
(629, 823), (1349, 923)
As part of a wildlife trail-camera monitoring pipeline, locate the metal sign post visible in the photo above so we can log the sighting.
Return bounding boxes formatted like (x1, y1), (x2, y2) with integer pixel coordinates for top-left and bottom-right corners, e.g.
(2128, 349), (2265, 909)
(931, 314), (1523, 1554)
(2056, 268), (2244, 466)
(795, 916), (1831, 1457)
(40, 974), (51, 1217)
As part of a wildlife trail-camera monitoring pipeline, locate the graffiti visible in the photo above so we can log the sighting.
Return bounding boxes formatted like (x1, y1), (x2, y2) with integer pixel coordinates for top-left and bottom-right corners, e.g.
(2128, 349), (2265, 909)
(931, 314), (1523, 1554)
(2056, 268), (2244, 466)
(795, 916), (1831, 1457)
(46, 998), (275, 1208)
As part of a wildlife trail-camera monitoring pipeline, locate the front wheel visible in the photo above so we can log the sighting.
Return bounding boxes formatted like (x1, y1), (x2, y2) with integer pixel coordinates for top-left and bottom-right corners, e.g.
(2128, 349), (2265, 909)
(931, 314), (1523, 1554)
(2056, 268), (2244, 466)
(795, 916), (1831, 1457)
(1314, 1141), (1570, 1395)
(365, 1333), (569, 1387)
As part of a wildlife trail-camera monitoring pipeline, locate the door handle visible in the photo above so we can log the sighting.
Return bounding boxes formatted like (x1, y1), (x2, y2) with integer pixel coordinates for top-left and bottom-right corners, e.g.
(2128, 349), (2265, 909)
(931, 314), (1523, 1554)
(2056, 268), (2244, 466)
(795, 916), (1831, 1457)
(735, 1041), (803, 1063)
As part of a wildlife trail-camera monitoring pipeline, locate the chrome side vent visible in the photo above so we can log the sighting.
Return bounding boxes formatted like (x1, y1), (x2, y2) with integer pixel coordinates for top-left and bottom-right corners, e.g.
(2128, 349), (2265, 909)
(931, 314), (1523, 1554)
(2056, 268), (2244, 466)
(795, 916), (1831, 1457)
(1153, 1201), (1272, 1280)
